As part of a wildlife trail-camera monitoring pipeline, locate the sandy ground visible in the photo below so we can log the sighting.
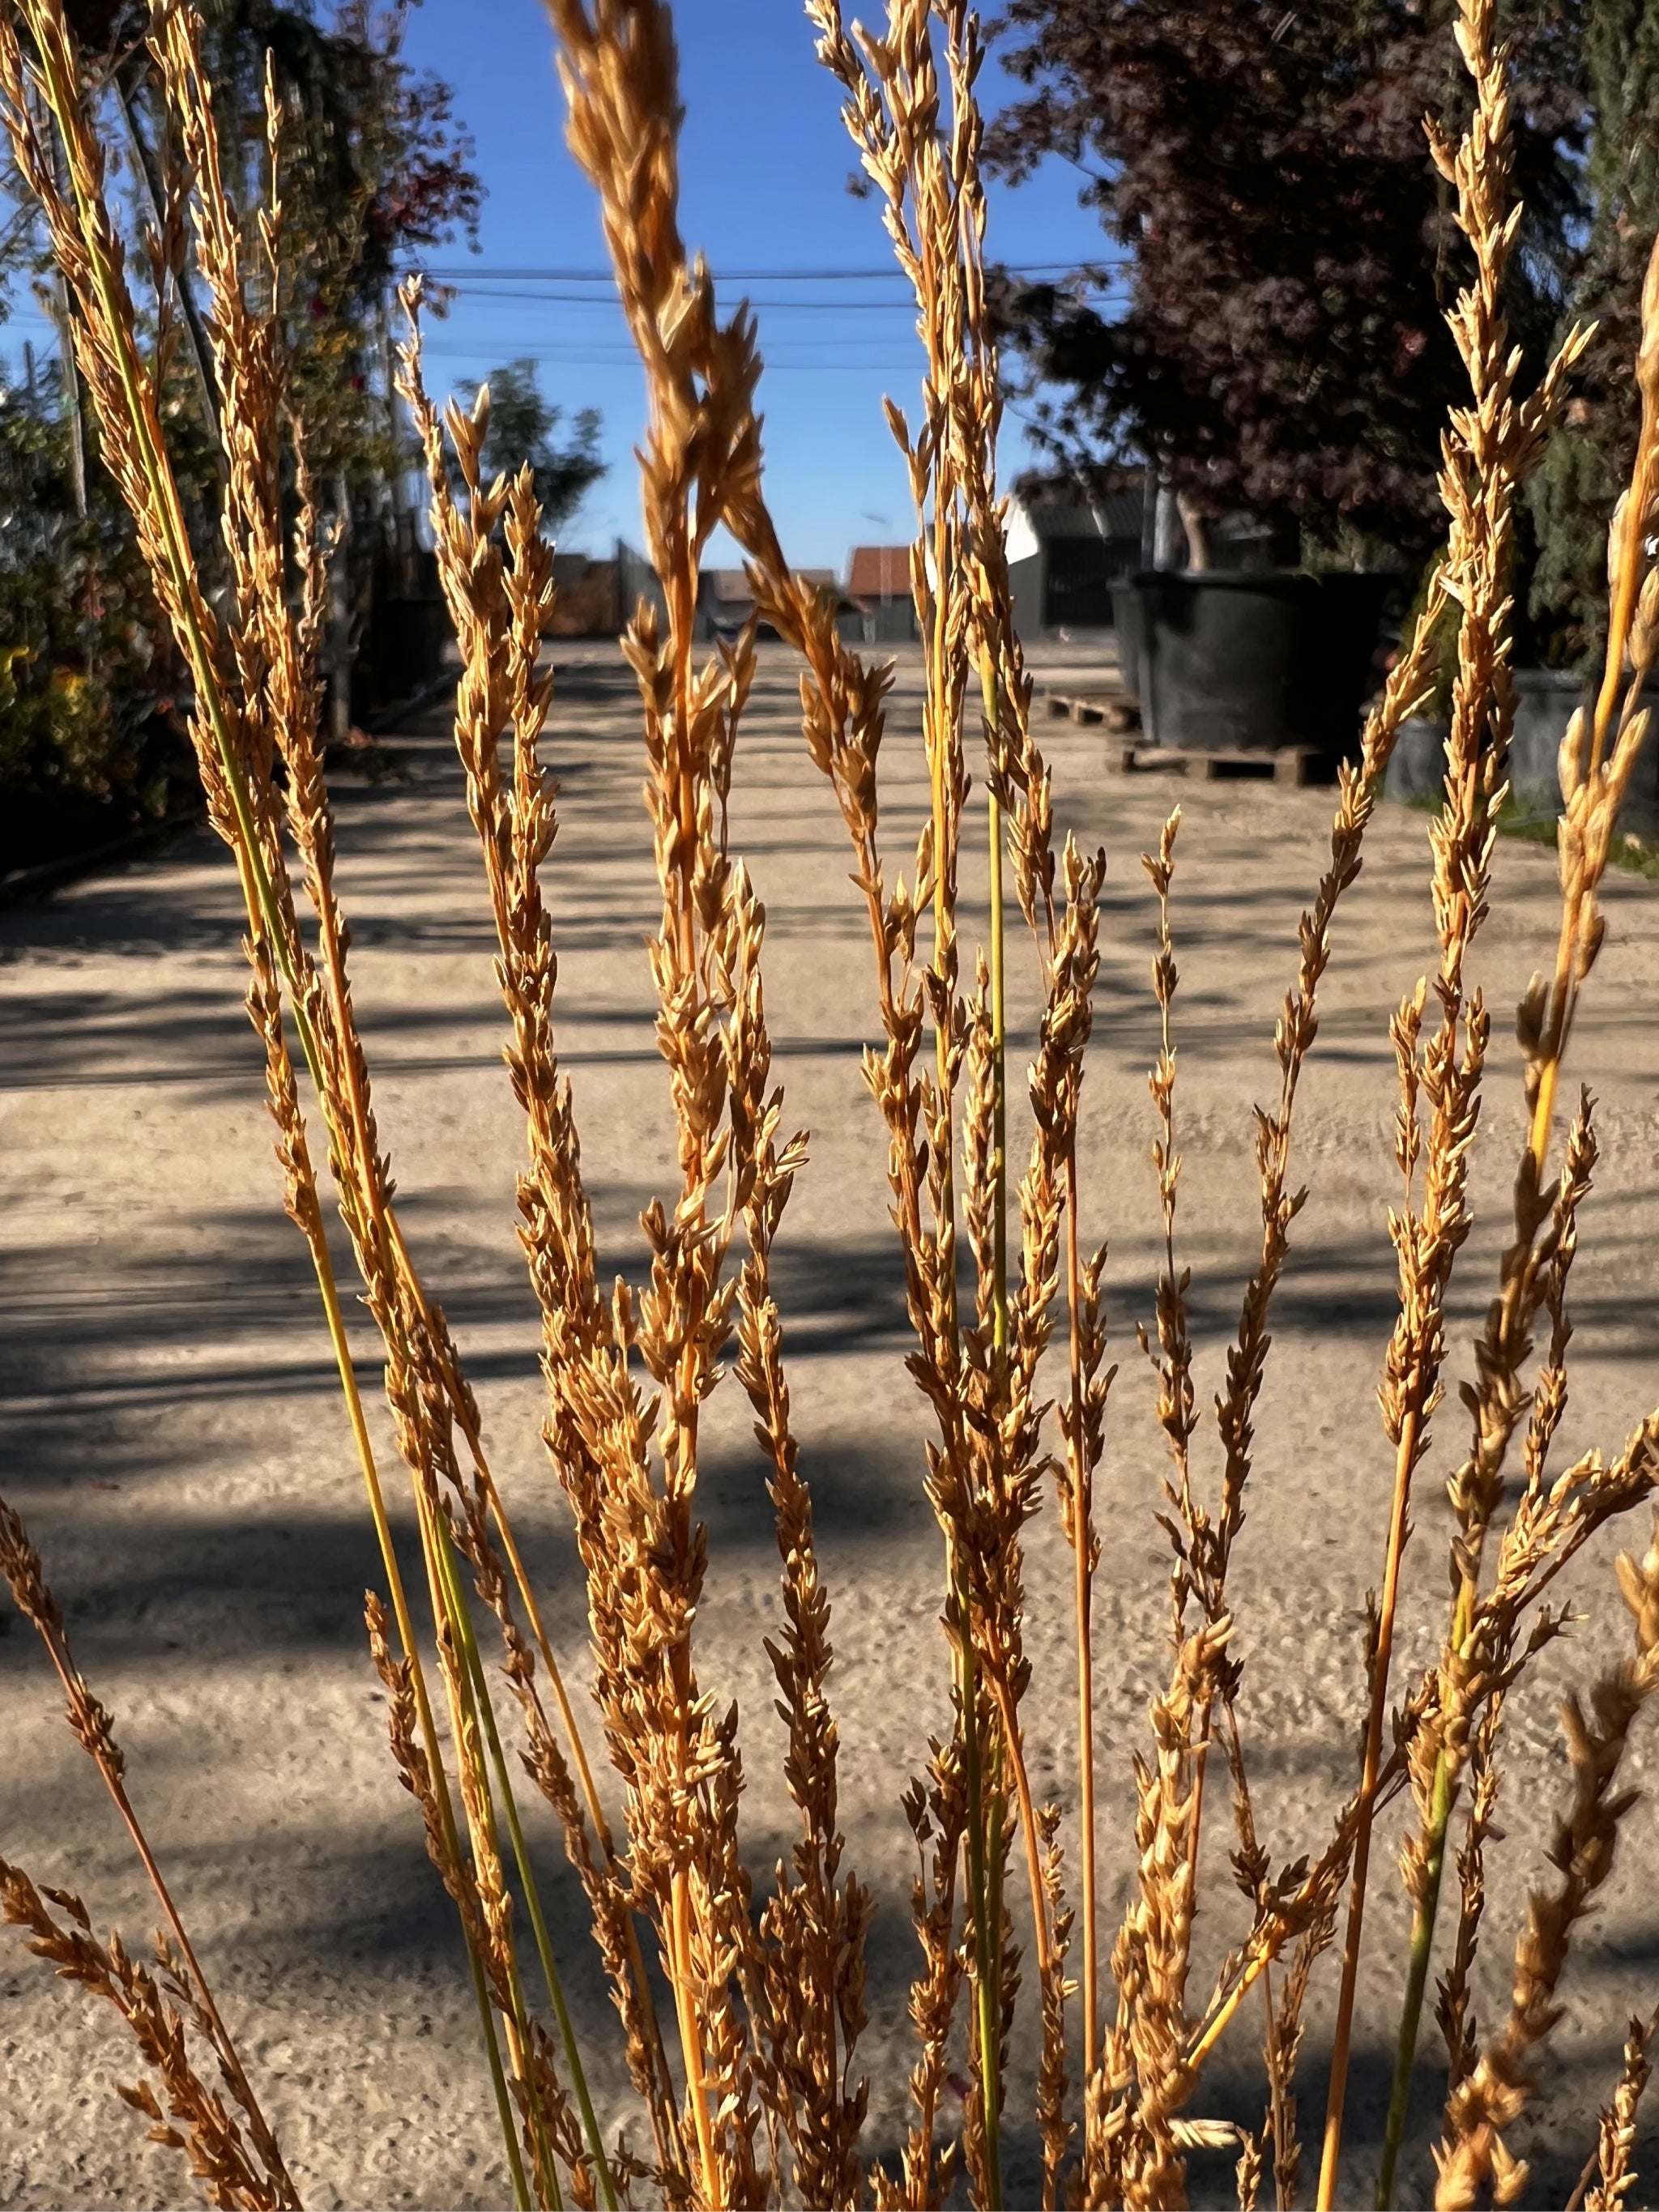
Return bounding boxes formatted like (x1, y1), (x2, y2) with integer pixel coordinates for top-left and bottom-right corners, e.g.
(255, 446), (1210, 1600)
(2, 637), (1658, 2210)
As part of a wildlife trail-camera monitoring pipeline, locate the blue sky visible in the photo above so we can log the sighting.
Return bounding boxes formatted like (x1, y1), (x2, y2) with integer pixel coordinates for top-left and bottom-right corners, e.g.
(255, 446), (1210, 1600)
(402, 0), (1109, 569)
(3, 2), (1113, 572)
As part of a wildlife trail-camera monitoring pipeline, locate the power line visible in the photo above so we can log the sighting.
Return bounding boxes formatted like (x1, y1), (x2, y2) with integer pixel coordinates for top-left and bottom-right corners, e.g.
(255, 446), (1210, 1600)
(420, 331), (938, 356)
(420, 258), (1116, 283)
(419, 343), (924, 374)
(447, 287), (946, 312)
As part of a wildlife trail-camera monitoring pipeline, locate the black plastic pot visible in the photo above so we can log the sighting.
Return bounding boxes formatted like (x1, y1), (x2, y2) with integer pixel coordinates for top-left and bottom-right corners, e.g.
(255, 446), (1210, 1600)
(1385, 671), (1659, 838)
(1111, 570), (1400, 757)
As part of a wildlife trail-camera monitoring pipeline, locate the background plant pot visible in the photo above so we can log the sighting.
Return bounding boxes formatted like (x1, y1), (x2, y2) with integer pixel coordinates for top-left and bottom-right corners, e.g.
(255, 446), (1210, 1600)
(1383, 674), (1659, 838)
(1510, 670), (1659, 837)
(1384, 717), (1451, 804)
(1111, 569), (1401, 756)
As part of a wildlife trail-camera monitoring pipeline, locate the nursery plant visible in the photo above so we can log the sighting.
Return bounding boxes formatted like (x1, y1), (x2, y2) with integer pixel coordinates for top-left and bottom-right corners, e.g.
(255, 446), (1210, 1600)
(3, 1), (1659, 2209)
(983, 0), (1585, 557)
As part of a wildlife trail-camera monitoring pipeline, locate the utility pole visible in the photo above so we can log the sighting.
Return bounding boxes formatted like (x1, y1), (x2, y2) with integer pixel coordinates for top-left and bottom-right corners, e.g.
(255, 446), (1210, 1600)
(28, 82), (86, 518)
(1141, 457), (1158, 571)
(327, 469), (354, 750)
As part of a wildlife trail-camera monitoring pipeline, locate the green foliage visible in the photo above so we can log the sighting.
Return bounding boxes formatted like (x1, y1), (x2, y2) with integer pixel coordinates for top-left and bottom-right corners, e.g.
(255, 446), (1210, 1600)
(184, 0), (484, 496)
(455, 360), (605, 533)
(1529, 0), (1659, 667)
(0, 368), (187, 839)
(0, 1), (504, 858)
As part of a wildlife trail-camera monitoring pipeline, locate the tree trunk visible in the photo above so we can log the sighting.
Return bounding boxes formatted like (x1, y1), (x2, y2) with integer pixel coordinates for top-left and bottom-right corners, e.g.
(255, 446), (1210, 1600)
(1153, 480), (1186, 569)
(327, 471), (354, 750)
(1141, 458), (1158, 569)
(1176, 491), (1212, 572)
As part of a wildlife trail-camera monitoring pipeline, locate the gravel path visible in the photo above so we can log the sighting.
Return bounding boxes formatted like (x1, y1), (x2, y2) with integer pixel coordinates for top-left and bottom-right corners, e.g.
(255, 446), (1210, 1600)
(3, 640), (1657, 2208)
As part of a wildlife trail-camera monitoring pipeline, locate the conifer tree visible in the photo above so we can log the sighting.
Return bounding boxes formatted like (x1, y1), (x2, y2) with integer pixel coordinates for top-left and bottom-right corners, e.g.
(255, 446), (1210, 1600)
(1529, 0), (1659, 663)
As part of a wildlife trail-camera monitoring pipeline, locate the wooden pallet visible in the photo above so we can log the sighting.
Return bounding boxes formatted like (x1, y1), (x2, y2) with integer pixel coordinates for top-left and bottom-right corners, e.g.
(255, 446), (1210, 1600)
(1106, 740), (1326, 787)
(1045, 688), (1139, 733)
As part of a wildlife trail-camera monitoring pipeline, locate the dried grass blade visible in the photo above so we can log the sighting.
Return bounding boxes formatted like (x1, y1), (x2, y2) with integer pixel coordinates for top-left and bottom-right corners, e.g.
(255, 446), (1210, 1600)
(0, 1861), (287, 2212)
(0, 1499), (296, 2208)
(1569, 2010), (1656, 2212)
(1316, 0), (1557, 2189)
(1434, 1524), (1659, 2208)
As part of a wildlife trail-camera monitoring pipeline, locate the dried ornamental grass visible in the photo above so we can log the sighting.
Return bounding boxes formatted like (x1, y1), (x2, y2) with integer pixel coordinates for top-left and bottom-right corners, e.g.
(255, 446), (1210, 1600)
(5, 0), (1659, 2208)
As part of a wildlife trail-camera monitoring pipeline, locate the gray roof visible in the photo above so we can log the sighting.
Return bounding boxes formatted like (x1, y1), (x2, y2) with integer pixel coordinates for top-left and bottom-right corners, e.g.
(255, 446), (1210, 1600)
(1023, 491), (1145, 541)
(702, 565), (838, 607)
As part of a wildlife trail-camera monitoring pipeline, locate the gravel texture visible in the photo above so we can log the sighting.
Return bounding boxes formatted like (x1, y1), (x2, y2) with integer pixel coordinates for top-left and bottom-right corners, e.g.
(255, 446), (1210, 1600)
(2, 638), (1657, 2209)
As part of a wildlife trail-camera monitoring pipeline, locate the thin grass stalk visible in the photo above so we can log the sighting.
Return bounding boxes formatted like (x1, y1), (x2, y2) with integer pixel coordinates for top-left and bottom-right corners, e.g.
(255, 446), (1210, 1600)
(422, 1468), (619, 2212)
(754, 26), (1101, 2197)
(0, 23), (577, 2192)
(538, 16), (859, 2203)
(156, 28), (591, 2044)
(1314, 2), (1584, 2189)
(914, 241), (1000, 2197)
(1437, 1697), (1503, 2103)
(1383, 1091), (1600, 2204)
(0, 1498), (297, 2210)
(928, 36), (1003, 2189)
(948, 34), (1089, 2176)
(406, 1480), (541, 2210)
(1433, 1522), (1659, 2208)
(394, 303), (690, 2199)
(981, 691), (1010, 1365)
(164, 87), (586, 2212)
(364, 1593), (533, 2207)
(160, 42), (604, 2194)
(697, 207), (1003, 2197)
(272, 914), (541, 2209)
(967, 407), (1103, 2137)
(928, 39), (1085, 2185)
(1378, 225), (1647, 2212)
(718, 847), (874, 2207)
(904, 2), (1109, 2118)
(244, 932), (527, 2177)
(416, 1628), (566, 2212)
(1091, 808), (1222, 2206)
(386, 1192), (618, 1879)
(800, 19), (1098, 2196)
(0, 1862), (285, 2212)
(1567, 2010), (1656, 2212)
(1072, 1264), (1101, 2063)
(789, 10), (1001, 2191)
(434, 1510), (618, 2210)
(392, 313), (689, 2197)
(968, 465), (1104, 2129)
(734, 459), (975, 2201)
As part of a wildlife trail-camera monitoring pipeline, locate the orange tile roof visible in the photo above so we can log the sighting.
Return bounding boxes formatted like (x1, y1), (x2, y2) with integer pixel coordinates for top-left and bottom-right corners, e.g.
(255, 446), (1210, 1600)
(847, 545), (912, 599)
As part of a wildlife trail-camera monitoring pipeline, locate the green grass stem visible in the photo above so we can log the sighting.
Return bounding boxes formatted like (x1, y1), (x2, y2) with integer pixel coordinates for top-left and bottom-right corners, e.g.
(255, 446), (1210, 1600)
(433, 1514), (620, 2210)
(29, 54), (540, 2201)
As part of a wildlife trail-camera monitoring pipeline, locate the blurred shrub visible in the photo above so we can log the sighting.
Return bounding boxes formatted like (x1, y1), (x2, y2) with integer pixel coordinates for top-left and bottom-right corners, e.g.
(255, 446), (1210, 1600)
(0, 366), (194, 873)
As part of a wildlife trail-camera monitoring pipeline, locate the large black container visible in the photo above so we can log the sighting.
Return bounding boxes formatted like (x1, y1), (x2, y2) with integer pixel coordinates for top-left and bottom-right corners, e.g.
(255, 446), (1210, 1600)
(1111, 570), (1400, 755)
(1384, 670), (1659, 837)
